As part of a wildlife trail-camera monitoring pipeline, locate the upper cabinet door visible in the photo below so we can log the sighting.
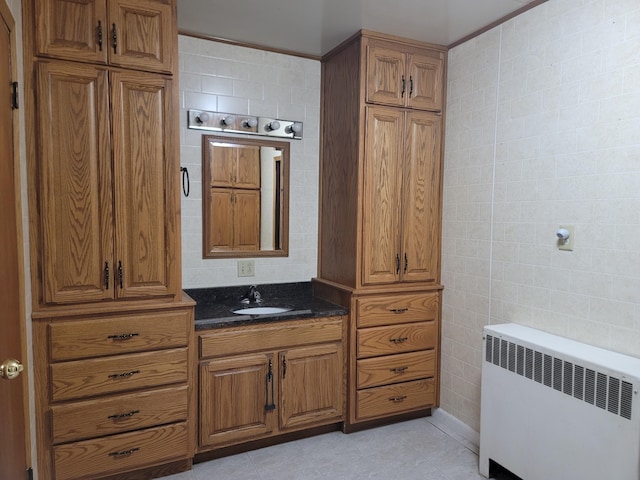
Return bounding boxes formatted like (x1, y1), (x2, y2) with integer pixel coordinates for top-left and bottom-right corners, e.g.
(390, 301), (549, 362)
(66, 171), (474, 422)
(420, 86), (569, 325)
(36, 0), (108, 64)
(401, 112), (441, 284)
(362, 106), (403, 286)
(406, 53), (443, 112)
(35, 0), (175, 74)
(111, 70), (176, 299)
(366, 42), (444, 112)
(108, 0), (175, 73)
(37, 61), (114, 304)
(366, 46), (406, 108)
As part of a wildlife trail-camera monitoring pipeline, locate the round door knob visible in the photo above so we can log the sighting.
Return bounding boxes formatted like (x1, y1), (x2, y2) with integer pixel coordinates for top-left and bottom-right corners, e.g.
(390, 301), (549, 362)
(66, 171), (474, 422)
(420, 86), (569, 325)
(0, 359), (24, 380)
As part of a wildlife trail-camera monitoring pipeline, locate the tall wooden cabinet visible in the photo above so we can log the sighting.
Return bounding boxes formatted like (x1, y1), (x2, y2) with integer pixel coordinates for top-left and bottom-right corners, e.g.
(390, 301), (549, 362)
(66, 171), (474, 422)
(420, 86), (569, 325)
(23, 1), (192, 478)
(316, 30), (446, 429)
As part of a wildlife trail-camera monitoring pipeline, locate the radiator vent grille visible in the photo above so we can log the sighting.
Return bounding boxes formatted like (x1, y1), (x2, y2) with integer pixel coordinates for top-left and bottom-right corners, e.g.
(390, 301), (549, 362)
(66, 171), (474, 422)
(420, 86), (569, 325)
(485, 334), (633, 420)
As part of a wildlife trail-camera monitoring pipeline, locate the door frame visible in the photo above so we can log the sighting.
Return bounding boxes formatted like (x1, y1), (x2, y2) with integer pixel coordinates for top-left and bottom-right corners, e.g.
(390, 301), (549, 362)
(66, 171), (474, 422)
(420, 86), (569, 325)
(0, 0), (32, 471)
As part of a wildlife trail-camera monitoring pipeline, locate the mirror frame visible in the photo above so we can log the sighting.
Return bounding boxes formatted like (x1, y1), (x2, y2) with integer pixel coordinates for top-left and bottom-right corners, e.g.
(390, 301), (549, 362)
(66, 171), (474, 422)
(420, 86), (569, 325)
(202, 134), (290, 258)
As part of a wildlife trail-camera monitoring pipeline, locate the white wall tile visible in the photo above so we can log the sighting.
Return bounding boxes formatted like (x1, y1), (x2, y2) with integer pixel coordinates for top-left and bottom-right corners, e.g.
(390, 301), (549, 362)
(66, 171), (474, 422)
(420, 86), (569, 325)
(179, 36), (320, 288)
(442, 0), (640, 435)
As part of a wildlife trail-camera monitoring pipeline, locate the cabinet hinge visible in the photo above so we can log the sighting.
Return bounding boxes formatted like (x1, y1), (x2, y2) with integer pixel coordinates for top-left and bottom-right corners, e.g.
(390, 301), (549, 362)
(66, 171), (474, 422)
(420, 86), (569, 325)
(26, 467), (34, 480)
(11, 81), (19, 109)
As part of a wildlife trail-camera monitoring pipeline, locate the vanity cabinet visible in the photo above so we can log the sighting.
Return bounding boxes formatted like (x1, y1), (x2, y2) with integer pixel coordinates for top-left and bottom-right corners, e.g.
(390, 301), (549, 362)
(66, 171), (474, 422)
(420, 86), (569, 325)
(35, 0), (175, 73)
(317, 30), (446, 429)
(197, 316), (345, 451)
(32, 304), (195, 480)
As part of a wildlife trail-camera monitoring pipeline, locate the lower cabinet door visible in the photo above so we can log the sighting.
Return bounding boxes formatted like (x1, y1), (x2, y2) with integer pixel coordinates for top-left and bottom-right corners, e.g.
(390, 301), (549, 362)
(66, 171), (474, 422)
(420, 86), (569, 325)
(53, 422), (188, 480)
(199, 353), (276, 448)
(279, 343), (343, 430)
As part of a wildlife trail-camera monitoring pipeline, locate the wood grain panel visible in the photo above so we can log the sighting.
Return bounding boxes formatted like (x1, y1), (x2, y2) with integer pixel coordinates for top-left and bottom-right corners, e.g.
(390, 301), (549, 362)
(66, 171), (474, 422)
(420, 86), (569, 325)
(51, 348), (187, 401)
(37, 61), (113, 304)
(51, 385), (188, 444)
(234, 189), (260, 251)
(356, 378), (435, 420)
(200, 317), (344, 359)
(318, 37), (361, 287)
(49, 310), (190, 360)
(362, 106), (403, 285)
(357, 322), (437, 358)
(357, 350), (435, 389)
(110, 69), (175, 298)
(35, 0), (108, 64)
(402, 111), (441, 283)
(279, 343), (343, 429)
(366, 45), (405, 107)
(406, 53), (443, 111)
(108, 0), (175, 73)
(356, 292), (439, 327)
(199, 354), (275, 448)
(53, 422), (188, 480)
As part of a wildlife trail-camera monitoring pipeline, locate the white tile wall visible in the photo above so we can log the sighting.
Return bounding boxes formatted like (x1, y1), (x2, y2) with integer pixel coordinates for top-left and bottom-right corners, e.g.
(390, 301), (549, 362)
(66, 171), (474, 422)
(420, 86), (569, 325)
(442, 0), (640, 432)
(178, 36), (321, 288)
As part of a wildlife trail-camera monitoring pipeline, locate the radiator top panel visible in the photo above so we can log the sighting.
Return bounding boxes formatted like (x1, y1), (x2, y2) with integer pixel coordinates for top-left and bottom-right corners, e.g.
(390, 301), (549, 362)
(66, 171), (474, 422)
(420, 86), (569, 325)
(485, 333), (634, 420)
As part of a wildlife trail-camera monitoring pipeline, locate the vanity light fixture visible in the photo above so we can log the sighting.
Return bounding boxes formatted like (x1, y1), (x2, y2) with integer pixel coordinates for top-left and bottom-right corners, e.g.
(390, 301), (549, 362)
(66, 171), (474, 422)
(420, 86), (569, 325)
(188, 109), (303, 140)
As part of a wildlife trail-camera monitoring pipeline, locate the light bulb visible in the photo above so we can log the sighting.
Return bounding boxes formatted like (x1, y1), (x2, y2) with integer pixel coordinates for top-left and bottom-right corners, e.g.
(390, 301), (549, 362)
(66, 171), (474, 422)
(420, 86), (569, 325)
(243, 118), (258, 128)
(265, 120), (280, 131)
(220, 115), (233, 126)
(196, 112), (210, 124)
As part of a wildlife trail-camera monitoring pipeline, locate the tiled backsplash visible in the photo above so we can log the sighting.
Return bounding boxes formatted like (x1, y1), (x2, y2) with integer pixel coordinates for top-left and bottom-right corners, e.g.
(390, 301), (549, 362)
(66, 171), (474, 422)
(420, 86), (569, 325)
(179, 36), (321, 288)
(442, 0), (640, 431)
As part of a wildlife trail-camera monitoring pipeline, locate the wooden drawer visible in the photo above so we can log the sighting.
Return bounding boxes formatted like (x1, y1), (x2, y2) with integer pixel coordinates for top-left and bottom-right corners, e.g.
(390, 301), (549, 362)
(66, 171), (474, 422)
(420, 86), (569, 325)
(356, 293), (439, 328)
(357, 350), (435, 389)
(356, 378), (435, 420)
(357, 321), (436, 358)
(53, 422), (189, 480)
(51, 348), (188, 401)
(200, 317), (343, 359)
(50, 310), (191, 361)
(51, 385), (188, 444)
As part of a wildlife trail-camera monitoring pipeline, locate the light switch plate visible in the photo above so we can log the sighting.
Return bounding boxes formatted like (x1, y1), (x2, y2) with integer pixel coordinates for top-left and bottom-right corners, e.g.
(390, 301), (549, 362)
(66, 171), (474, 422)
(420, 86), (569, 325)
(237, 260), (255, 277)
(558, 225), (575, 251)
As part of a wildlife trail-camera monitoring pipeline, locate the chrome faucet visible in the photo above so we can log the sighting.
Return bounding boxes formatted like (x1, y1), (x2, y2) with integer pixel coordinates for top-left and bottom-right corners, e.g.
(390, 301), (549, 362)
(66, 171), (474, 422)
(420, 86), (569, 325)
(241, 285), (262, 304)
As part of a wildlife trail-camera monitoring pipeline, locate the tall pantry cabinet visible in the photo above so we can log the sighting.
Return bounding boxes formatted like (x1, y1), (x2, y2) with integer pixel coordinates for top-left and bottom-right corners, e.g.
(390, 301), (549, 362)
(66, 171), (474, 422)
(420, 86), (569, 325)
(23, 1), (194, 479)
(315, 30), (446, 430)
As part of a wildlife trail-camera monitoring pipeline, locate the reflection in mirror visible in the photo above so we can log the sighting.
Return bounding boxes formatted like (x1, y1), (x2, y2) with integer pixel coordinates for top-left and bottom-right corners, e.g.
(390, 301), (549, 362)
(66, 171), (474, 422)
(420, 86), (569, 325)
(202, 135), (289, 258)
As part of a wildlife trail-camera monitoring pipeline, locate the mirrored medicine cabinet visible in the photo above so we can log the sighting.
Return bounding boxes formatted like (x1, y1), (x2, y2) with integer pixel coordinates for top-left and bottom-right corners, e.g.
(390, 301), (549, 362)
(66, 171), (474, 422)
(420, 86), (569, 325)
(202, 135), (289, 258)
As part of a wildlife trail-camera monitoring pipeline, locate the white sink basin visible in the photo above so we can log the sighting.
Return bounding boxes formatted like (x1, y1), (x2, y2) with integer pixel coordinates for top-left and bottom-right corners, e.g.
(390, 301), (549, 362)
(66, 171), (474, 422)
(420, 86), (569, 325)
(232, 306), (292, 315)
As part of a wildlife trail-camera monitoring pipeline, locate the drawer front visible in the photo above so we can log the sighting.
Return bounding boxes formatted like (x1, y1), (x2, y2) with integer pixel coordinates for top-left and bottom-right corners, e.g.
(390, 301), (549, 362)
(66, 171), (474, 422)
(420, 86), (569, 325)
(200, 317), (343, 359)
(357, 350), (435, 389)
(50, 310), (191, 361)
(356, 379), (435, 420)
(356, 293), (439, 328)
(357, 321), (436, 358)
(51, 348), (188, 401)
(51, 385), (188, 444)
(53, 422), (188, 480)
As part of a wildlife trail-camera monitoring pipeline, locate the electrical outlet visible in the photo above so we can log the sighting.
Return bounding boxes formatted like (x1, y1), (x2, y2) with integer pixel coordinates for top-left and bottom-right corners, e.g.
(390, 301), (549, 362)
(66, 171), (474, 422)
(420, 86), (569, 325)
(237, 260), (255, 277)
(557, 225), (575, 251)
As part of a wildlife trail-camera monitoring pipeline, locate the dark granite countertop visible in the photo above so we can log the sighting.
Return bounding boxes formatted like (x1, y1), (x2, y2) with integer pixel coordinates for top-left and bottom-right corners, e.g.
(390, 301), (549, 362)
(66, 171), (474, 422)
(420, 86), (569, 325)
(185, 282), (348, 330)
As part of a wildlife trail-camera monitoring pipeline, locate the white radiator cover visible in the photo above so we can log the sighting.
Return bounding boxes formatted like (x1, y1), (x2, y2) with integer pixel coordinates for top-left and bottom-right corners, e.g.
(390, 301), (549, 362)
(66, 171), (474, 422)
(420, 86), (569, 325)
(479, 323), (640, 480)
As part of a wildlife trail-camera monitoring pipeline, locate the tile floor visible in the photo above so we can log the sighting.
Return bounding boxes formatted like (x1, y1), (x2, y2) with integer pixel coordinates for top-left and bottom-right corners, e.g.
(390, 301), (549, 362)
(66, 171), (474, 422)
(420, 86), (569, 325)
(160, 418), (518, 480)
